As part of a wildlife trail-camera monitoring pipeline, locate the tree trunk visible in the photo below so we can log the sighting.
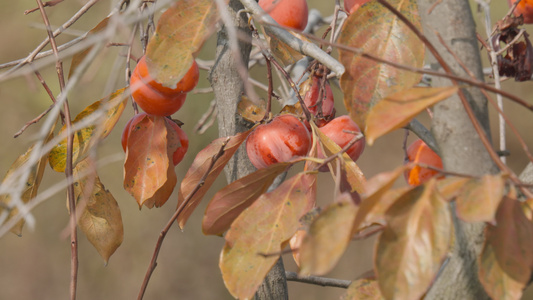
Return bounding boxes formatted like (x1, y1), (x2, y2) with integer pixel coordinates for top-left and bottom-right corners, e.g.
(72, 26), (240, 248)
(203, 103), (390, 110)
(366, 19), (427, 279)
(209, 0), (289, 299)
(418, 0), (498, 299)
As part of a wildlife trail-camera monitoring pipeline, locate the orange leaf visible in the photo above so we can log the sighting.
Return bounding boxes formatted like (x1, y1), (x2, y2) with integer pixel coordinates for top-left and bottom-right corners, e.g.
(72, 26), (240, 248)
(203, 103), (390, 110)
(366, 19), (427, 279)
(202, 162), (291, 236)
(341, 278), (384, 300)
(479, 240), (526, 300)
(365, 87), (458, 145)
(486, 196), (533, 286)
(375, 179), (451, 300)
(146, 0), (224, 89)
(177, 129), (253, 229)
(299, 193), (358, 276)
(123, 115), (177, 208)
(74, 159), (123, 264)
(352, 165), (411, 234)
(220, 173), (316, 299)
(338, 0), (424, 128)
(455, 174), (506, 223)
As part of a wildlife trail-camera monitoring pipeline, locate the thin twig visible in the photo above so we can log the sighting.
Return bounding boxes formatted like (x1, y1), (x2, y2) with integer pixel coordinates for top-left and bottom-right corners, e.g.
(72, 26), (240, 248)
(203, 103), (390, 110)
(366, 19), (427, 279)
(25, 0), (64, 14)
(35, 1), (77, 299)
(285, 272), (351, 289)
(137, 139), (231, 300)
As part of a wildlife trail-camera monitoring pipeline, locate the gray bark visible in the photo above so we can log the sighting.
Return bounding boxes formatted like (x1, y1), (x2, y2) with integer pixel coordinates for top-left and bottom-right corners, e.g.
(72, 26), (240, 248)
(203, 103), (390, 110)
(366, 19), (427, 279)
(209, 1), (289, 299)
(418, 0), (498, 299)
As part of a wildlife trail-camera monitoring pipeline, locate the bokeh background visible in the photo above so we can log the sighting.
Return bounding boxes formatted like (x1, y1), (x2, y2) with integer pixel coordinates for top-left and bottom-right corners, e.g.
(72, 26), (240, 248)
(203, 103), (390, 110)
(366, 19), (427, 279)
(0, 0), (532, 299)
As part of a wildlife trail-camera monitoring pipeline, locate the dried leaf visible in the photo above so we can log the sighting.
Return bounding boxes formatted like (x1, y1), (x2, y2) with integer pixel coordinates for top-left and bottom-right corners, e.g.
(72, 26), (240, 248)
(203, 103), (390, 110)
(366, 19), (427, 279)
(202, 162), (291, 236)
(74, 160), (123, 263)
(146, 0), (223, 89)
(123, 115), (177, 208)
(0, 128), (53, 235)
(456, 174), (506, 224)
(49, 88), (128, 172)
(365, 87), (458, 145)
(177, 129), (253, 229)
(237, 96), (266, 123)
(479, 240), (525, 300)
(68, 17), (110, 78)
(341, 278), (384, 300)
(338, 0), (424, 128)
(299, 193), (358, 275)
(435, 176), (470, 201)
(220, 173), (316, 299)
(486, 197), (533, 285)
(375, 179), (451, 300)
(352, 165), (411, 234)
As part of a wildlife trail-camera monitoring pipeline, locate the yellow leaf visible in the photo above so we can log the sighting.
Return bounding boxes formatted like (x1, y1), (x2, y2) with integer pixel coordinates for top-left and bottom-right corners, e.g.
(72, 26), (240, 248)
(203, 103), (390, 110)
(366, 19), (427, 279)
(49, 88), (128, 172)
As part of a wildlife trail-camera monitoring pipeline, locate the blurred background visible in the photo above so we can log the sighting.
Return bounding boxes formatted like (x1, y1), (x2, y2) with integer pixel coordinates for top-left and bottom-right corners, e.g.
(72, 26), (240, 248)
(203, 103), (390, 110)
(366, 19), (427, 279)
(0, 0), (532, 299)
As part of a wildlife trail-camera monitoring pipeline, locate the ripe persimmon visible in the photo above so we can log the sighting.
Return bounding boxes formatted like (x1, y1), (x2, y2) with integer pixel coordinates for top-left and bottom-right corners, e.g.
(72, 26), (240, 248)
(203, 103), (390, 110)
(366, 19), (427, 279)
(404, 139), (443, 186)
(130, 56), (199, 116)
(246, 114), (311, 169)
(258, 0), (309, 31)
(508, 0), (533, 24)
(319, 115), (365, 163)
(302, 75), (335, 122)
(344, 0), (371, 14)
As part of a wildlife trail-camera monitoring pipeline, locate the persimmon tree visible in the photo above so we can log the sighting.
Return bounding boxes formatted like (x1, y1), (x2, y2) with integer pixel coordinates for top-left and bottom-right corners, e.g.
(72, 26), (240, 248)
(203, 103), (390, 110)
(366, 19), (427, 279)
(1, 0), (533, 299)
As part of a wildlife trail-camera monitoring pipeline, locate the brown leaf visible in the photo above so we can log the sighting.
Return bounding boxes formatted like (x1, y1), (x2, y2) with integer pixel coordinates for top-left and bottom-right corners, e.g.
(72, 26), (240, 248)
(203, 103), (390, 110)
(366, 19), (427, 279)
(338, 0), (425, 128)
(202, 162), (291, 236)
(435, 176), (470, 201)
(479, 240), (525, 300)
(365, 87), (458, 145)
(375, 179), (451, 300)
(123, 115), (177, 208)
(177, 129), (252, 229)
(49, 88), (128, 172)
(0, 133), (53, 235)
(341, 278), (384, 300)
(352, 165), (411, 234)
(68, 17), (110, 78)
(299, 193), (358, 275)
(237, 95), (266, 123)
(486, 196), (533, 285)
(145, 0), (223, 89)
(74, 160), (123, 263)
(455, 174), (506, 224)
(220, 173), (316, 299)
(313, 122), (366, 194)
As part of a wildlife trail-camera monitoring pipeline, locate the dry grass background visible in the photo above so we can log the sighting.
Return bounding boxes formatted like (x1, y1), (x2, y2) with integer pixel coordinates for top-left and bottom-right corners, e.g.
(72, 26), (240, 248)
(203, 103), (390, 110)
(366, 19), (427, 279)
(0, 0), (532, 299)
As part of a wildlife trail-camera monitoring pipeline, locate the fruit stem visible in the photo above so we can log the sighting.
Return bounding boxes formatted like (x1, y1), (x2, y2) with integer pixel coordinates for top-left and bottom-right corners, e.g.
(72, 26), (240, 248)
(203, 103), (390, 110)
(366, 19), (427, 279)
(265, 53), (313, 121)
(262, 52), (273, 122)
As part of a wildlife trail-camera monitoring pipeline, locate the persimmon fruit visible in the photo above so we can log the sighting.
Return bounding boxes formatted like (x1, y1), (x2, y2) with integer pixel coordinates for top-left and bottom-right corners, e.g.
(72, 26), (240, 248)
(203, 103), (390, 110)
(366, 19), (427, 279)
(404, 139), (443, 186)
(319, 115), (365, 163)
(508, 0), (533, 24)
(121, 113), (189, 166)
(246, 114), (311, 169)
(130, 56), (199, 116)
(344, 0), (371, 14)
(302, 75), (335, 122)
(258, 0), (309, 31)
